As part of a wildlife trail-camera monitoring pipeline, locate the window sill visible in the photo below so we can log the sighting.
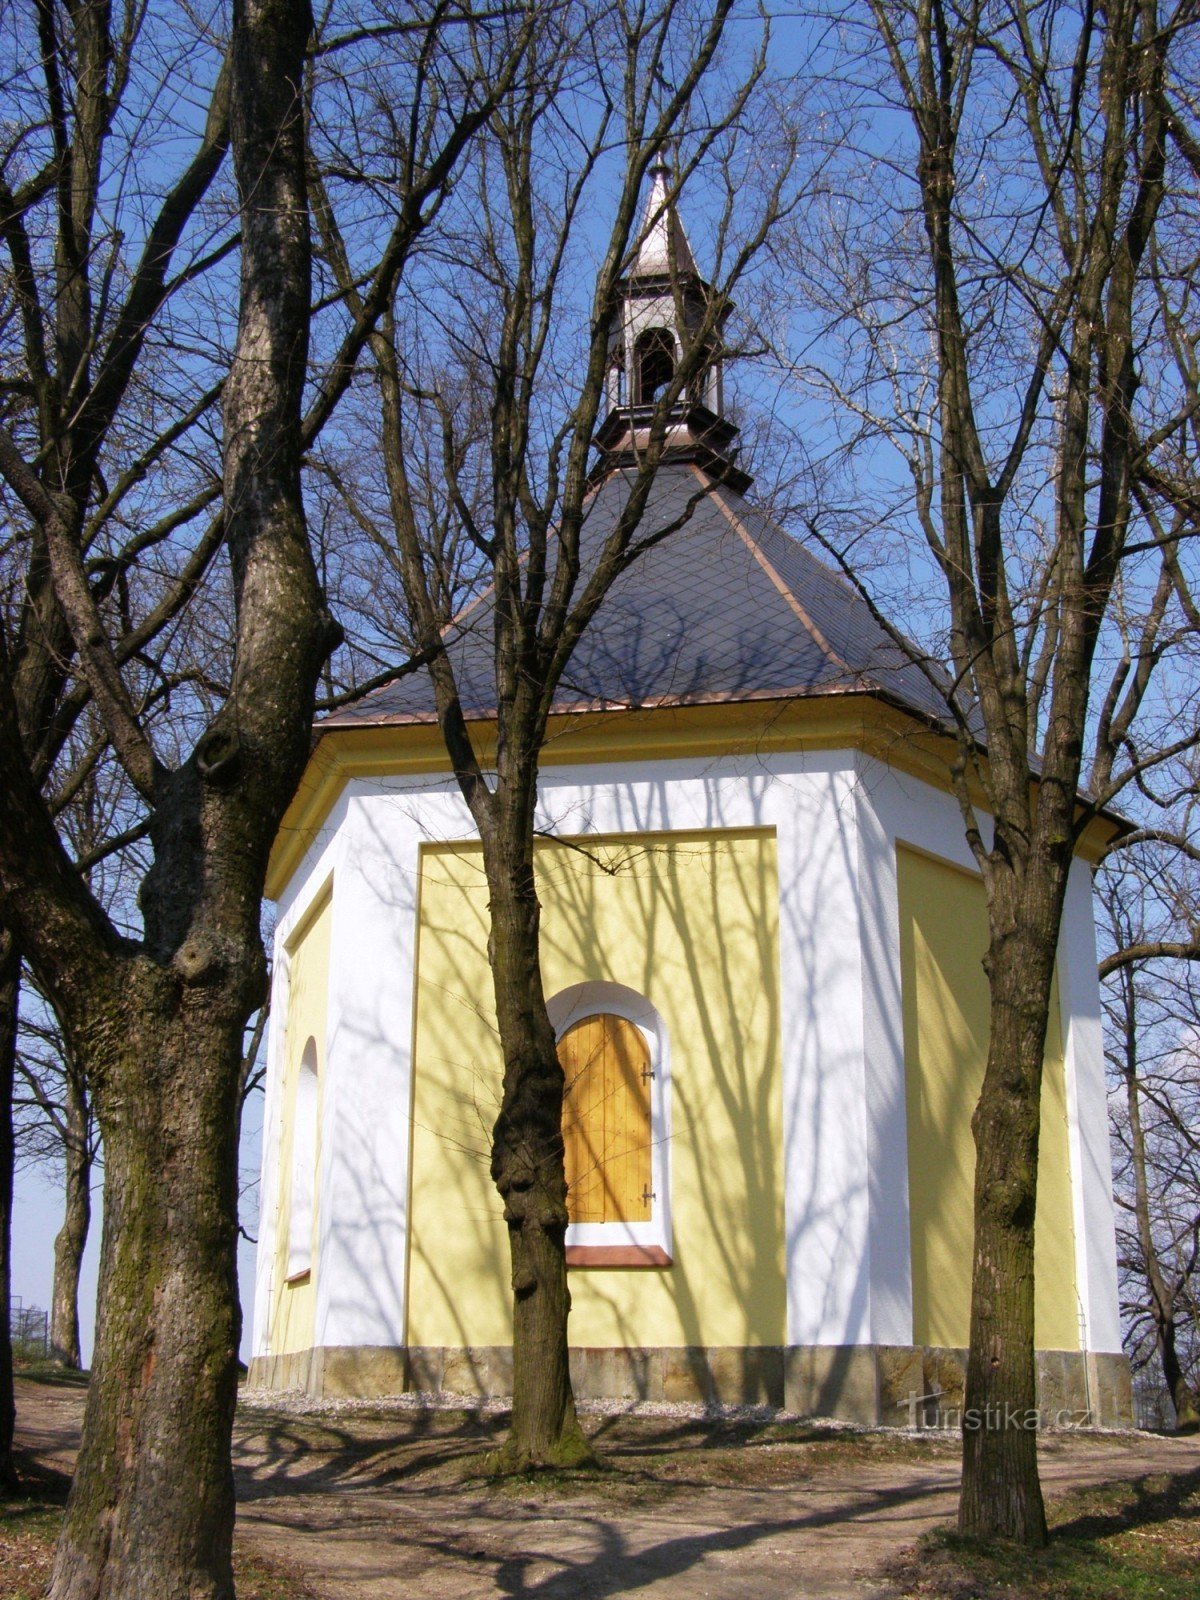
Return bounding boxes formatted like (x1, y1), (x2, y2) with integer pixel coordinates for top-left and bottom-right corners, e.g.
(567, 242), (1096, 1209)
(284, 1267), (311, 1286)
(565, 1244), (672, 1269)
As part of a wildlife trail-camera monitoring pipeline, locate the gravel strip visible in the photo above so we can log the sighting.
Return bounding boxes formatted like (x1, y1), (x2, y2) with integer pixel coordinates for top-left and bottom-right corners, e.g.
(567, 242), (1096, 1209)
(235, 1384), (1144, 1442)
(235, 1385), (875, 1430)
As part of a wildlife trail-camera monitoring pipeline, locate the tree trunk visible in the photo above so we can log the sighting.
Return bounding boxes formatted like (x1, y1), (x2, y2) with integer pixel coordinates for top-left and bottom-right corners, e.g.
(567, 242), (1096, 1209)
(0, 0), (319, 1587)
(959, 907), (1057, 1546)
(0, 931), (19, 1490)
(484, 807), (592, 1472)
(1156, 1306), (1200, 1434)
(50, 1068), (91, 1370)
(38, 0), (318, 1587)
(48, 992), (245, 1600)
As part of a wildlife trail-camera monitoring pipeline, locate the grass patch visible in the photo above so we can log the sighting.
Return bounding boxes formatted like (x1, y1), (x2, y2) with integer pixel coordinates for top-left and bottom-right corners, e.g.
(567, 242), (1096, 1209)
(0, 1491), (323, 1599)
(883, 1465), (1200, 1599)
(0, 1500), (61, 1600)
(235, 1547), (325, 1600)
(12, 1361), (89, 1388)
(479, 1459), (665, 1506)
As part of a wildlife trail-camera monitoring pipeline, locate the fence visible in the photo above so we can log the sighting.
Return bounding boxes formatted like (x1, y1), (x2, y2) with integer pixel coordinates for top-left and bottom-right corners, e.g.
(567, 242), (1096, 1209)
(9, 1297), (50, 1361)
(1132, 1372), (1179, 1432)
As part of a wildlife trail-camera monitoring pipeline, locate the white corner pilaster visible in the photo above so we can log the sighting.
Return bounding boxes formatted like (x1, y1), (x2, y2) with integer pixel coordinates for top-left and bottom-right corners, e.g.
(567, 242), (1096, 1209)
(1059, 861), (1123, 1353)
(773, 757), (874, 1348)
(251, 795), (347, 1359)
(853, 761), (914, 1347)
(311, 782), (435, 1350)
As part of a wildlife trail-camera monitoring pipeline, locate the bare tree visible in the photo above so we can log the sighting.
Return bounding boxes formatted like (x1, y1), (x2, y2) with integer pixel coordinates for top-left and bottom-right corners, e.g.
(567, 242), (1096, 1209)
(788, 0), (1199, 1544)
(0, 937), (17, 1488)
(0, 0), (529, 1589)
(15, 992), (98, 1371)
(0, 0), (236, 1492)
(314, 0), (797, 1467)
(1101, 854), (1200, 1431)
(11, 714), (152, 1372)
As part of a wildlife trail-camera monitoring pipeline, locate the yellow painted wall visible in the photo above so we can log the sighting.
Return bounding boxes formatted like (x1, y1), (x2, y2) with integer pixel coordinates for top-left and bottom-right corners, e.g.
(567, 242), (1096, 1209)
(408, 830), (784, 1350)
(270, 885), (333, 1356)
(897, 846), (1079, 1351)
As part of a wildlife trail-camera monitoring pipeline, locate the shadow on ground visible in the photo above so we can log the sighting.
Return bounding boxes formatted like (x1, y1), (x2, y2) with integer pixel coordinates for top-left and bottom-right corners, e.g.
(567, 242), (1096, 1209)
(11, 1376), (1200, 1600)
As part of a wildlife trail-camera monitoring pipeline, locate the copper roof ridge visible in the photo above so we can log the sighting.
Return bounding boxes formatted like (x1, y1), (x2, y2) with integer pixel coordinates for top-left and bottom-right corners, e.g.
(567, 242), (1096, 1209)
(693, 465), (860, 683)
(319, 679), (879, 730)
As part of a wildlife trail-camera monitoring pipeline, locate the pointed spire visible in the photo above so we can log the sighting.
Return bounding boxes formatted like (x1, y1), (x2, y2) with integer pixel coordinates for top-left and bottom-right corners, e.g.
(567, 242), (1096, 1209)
(591, 156), (749, 492)
(631, 159), (697, 278)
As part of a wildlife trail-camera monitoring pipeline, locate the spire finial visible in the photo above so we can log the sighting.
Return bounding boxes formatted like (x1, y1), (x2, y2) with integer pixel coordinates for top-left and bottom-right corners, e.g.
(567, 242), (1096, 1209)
(632, 158), (697, 279)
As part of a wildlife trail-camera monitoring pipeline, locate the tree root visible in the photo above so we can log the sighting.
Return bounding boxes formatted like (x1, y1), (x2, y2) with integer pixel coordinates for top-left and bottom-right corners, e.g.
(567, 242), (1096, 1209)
(484, 1419), (600, 1476)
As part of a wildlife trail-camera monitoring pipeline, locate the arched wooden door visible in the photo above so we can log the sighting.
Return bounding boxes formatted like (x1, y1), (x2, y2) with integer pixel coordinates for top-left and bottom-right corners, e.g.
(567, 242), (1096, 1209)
(558, 1013), (652, 1224)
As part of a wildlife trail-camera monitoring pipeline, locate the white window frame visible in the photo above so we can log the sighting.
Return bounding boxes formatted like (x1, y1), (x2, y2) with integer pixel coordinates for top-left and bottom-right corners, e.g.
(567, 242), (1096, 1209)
(547, 981), (672, 1258)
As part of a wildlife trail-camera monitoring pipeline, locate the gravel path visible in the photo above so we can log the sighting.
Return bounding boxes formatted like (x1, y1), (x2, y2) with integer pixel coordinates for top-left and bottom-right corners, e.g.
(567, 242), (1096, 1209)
(15, 1377), (1200, 1598)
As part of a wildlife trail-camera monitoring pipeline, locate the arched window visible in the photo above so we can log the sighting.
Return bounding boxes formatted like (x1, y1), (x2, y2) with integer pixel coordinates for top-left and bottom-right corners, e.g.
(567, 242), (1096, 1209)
(549, 982), (671, 1265)
(558, 1013), (651, 1224)
(635, 328), (676, 404)
(286, 1039), (319, 1279)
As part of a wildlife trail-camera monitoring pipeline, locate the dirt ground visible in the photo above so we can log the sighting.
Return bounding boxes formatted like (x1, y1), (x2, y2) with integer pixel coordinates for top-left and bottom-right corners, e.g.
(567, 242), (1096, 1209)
(13, 1376), (1199, 1598)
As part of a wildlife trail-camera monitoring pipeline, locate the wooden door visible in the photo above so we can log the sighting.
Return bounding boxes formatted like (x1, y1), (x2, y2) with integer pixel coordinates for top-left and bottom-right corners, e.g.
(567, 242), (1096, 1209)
(558, 1013), (651, 1223)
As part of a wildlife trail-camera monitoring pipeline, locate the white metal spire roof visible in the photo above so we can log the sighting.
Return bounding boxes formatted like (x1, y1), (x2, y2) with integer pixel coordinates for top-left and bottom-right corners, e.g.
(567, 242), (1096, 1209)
(630, 161), (698, 278)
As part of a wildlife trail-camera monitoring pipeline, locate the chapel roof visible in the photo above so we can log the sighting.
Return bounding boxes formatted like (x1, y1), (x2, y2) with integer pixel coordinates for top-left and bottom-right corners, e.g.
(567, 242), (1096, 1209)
(320, 461), (955, 733)
(322, 160), (957, 741)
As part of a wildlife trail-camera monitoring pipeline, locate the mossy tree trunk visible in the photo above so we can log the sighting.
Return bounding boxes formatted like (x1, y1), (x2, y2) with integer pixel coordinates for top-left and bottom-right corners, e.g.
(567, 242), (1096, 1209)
(1154, 1293), (1200, 1434)
(857, 0), (1172, 1545)
(48, 985), (253, 1599)
(0, 0), (326, 1589)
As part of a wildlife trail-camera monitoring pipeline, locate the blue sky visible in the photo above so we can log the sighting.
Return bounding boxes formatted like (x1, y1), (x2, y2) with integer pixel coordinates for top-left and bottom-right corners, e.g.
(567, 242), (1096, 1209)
(14, 1090), (264, 1366)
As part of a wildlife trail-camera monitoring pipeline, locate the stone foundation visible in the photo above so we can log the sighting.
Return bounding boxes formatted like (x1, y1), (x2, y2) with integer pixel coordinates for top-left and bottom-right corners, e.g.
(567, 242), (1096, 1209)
(246, 1342), (1133, 1428)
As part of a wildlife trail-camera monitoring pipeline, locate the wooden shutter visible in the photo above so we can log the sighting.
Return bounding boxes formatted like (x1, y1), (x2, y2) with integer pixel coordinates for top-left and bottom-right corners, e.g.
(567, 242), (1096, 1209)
(558, 1013), (651, 1224)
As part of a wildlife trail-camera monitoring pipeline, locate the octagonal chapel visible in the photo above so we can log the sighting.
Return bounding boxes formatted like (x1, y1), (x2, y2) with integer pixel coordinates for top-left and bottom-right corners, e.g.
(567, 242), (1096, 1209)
(249, 168), (1131, 1428)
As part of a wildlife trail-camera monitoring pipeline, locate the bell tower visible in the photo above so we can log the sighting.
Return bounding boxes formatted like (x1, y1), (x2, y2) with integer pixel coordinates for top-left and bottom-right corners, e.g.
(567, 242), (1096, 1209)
(591, 162), (751, 492)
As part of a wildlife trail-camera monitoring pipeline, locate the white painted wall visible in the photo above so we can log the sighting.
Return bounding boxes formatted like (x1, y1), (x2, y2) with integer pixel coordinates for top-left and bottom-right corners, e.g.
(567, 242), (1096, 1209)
(251, 745), (1122, 1359)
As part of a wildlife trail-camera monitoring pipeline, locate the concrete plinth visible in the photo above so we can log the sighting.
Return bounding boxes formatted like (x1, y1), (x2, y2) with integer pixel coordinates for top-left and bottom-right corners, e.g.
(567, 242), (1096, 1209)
(246, 1342), (1133, 1428)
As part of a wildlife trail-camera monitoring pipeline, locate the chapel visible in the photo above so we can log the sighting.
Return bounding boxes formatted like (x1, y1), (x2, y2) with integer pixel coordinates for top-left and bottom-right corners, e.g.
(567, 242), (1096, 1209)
(248, 169), (1132, 1426)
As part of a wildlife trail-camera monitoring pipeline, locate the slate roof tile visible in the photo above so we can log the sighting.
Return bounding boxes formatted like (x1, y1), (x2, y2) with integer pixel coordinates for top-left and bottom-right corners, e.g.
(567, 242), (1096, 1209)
(321, 462), (955, 732)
